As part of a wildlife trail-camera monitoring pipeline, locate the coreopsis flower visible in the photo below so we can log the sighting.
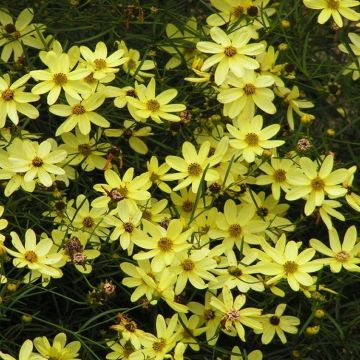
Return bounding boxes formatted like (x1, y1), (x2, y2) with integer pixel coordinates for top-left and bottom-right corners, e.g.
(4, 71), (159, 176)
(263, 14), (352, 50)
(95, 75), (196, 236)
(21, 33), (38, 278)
(92, 168), (151, 210)
(79, 41), (128, 81)
(143, 156), (172, 193)
(303, 0), (360, 27)
(117, 40), (155, 81)
(140, 198), (170, 224)
(5, 229), (63, 280)
(0, 206), (7, 243)
(274, 86), (314, 130)
(176, 314), (207, 352)
(133, 219), (193, 272)
(210, 286), (263, 341)
(33, 333), (81, 360)
(343, 166), (360, 211)
(165, 140), (221, 193)
(0, 73), (40, 127)
(59, 129), (109, 172)
(0, 8), (46, 62)
(226, 115), (284, 163)
(218, 71), (276, 119)
(256, 45), (284, 87)
(255, 303), (300, 344)
(126, 78), (186, 123)
(106, 340), (136, 360)
(285, 155), (348, 216)
(252, 234), (323, 291)
(230, 347), (263, 360)
(339, 33), (360, 80)
(0, 339), (45, 360)
(196, 27), (265, 85)
(256, 157), (295, 200)
(9, 139), (67, 187)
(50, 92), (108, 135)
(31, 51), (90, 105)
(211, 199), (267, 249)
(104, 119), (153, 155)
(314, 199), (345, 230)
(310, 226), (360, 272)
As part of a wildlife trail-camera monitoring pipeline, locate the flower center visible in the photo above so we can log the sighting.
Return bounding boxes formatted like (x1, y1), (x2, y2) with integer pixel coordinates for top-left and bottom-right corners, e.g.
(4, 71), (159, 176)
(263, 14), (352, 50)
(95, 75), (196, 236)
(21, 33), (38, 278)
(244, 83), (256, 95)
(82, 216), (94, 228)
(188, 162), (202, 176)
(157, 237), (173, 252)
(124, 222), (134, 233)
(311, 177), (325, 191)
(24, 250), (38, 263)
(72, 104), (86, 115)
(152, 338), (166, 352)
(147, 99), (160, 112)
(224, 46), (237, 57)
(128, 59), (137, 70)
(233, 6), (244, 17)
(32, 157), (43, 167)
(150, 172), (159, 182)
(53, 72), (67, 85)
(55, 201), (66, 211)
(1, 89), (14, 101)
(5, 23), (16, 33)
(273, 169), (286, 182)
(270, 315), (280, 325)
(84, 72), (96, 84)
(327, 0), (340, 9)
(204, 309), (215, 321)
(181, 259), (195, 271)
(124, 321), (137, 332)
(228, 265), (242, 277)
(229, 224), (242, 238)
(226, 308), (240, 322)
(182, 200), (194, 213)
(335, 250), (350, 262)
(109, 187), (128, 201)
(94, 58), (107, 70)
(283, 261), (298, 274)
(245, 132), (259, 146)
(126, 89), (137, 97)
(78, 144), (92, 156)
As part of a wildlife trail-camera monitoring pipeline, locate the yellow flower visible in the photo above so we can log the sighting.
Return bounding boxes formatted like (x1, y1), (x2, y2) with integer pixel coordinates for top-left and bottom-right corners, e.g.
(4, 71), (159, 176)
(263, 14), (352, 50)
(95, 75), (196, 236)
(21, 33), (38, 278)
(106, 340), (136, 360)
(197, 27), (265, 85)
(303, 0), (360, 27)
(313, 199), (345, 230)
(285, 155), (348, 216)
(227, 115), (284, 163)
(210, 286), (262, 341)
(126, 78), (186, 123)
(343, 165), (360, 211)
(144, 156), (172, 193)
(339, 32), (360, 80)
(165, 140), (220, 193)
(133, 219), (192, 272)
(0, 339), (45, 360)
(230, 346), (263, 360)
(218, 71), (276, 119)
(0, 8), (46, 62)
(310, 226), (360, 272)
(255, 303), (300, 344)
(80, 41), (128, 81)
(5, 229), (63, 280)
(176, 314), (206, 352)
(31, 51), (90, 105)
(0, 73), (40, 127)
(33, 333), (81, 360)
(253, 234), (322, 291)
(49, 92), (108, 135)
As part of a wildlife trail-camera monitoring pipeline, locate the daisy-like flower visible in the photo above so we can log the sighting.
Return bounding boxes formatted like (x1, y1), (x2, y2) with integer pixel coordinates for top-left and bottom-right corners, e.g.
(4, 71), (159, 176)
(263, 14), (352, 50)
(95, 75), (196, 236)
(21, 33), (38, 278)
(133, 219), (193, 272)
(143, 156), (172, 193)
(196, 27), (265, 85)
(212, 199), (267, 249)
(5, 229), (63, 280)
(0, 339), (45, 360)
(165, 140), (221, 193)
(0, 73), (40, 128)
(252, 234), (323, 291)
(285, 155), (348, 216)
(33, 333), (81, 360)
(106, 340), (136, 360)
(176, 314), (207, 352)
(49, 92), (108, 135)
(256, 157), (295, 200)
(117, 40), (155, 81)
(314, 199), (345, 230)
(92, 168), (151, 210)
(0, 8), (46, 62)
(210, 286), (263, 341)
(9, 139), (67, 187)
(227, 115), (284, 163)
(126, 78), (186, 123)
(303, 0), (360, 27)
(79, 41), (128, 81)
(255, 303), (300, 344)
(31, 51), (90, 105)
(218, 71), (276, 119)
(339, 32), (360, 80)
(59, 129), (109, 172)
(310, 226), (360, 272)
(230, 346), (263, 360)
(343, 166), (360, 211)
